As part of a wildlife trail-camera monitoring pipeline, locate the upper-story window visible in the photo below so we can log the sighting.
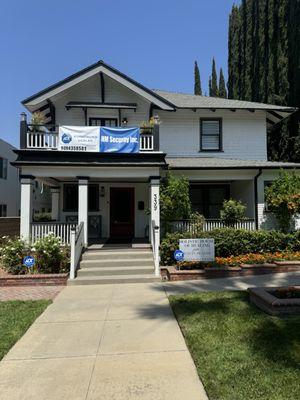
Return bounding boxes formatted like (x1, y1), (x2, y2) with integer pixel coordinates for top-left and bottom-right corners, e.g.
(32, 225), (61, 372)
(0, 157), (8, 179)
(89, 118), (118, 127)
(200, 118), (222, 152)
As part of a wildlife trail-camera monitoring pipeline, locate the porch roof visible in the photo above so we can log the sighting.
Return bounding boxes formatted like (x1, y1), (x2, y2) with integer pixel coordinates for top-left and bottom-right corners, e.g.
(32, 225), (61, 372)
(12, 149), (167, 168)
(166, 157), (300, 170)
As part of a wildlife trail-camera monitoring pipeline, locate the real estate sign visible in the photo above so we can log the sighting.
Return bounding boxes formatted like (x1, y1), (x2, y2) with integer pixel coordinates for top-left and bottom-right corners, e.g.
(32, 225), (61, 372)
(58, 126), (140, 153)
(179, 238), (215, 262)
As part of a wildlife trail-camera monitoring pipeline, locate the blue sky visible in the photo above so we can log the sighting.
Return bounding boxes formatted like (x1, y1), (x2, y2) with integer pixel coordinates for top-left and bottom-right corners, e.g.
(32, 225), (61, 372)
(0, 0), (236, 147)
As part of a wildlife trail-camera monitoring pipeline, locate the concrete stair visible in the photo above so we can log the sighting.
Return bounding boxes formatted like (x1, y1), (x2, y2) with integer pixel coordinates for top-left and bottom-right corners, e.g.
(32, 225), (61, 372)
(68, 247), (160, 285)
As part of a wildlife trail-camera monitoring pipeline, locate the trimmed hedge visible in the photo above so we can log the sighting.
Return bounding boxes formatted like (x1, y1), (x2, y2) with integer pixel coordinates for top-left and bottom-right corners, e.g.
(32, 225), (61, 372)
(160, 228), (300, 266)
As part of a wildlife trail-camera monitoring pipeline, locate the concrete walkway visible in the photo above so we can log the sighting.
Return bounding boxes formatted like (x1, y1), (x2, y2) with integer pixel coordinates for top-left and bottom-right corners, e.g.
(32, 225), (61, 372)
(0, 283), (208, 400)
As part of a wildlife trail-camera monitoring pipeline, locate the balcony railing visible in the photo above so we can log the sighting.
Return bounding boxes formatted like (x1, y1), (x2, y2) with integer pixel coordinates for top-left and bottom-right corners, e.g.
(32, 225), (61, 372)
(25, 124), (155, 151)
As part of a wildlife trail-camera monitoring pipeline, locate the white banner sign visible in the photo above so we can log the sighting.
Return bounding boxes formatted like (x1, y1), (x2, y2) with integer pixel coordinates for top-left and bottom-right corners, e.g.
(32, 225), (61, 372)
(58, 126), (100, 152)
(179, 238), (215, 262)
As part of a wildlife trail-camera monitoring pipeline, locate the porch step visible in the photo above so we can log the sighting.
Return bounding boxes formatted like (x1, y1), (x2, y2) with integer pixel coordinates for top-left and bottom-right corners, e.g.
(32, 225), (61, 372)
(68, 274), (160, 285)
(80, 258), (154, 268)
(82, 250), (153, 261)
(77, 265), (154, 277)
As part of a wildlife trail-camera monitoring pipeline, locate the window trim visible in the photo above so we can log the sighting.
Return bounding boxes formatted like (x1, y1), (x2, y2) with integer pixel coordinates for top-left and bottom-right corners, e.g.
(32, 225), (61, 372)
(199, 118), (223, 152)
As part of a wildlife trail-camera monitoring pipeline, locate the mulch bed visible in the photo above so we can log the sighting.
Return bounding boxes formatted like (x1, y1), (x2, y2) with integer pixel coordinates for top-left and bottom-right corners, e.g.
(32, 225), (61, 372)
(161, 261), (300, 281)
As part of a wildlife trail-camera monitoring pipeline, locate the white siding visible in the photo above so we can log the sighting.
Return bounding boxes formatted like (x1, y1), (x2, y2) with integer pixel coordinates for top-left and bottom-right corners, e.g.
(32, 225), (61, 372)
(157, 109), (267, 160)
(52, 75), (150, 127)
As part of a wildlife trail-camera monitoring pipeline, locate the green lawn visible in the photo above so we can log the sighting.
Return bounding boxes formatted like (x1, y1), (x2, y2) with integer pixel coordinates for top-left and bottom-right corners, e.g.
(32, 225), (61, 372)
(0, 300), (51, 360)
(169, 291), (300, 400)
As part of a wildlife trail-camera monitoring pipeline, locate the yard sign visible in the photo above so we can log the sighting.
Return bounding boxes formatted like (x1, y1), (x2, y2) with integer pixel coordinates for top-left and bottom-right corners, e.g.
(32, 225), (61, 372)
(179, 238), (215, 262)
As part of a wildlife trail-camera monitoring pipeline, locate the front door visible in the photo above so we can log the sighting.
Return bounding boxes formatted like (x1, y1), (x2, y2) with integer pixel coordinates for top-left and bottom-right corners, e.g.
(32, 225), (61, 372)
(110, 188), (134, 239)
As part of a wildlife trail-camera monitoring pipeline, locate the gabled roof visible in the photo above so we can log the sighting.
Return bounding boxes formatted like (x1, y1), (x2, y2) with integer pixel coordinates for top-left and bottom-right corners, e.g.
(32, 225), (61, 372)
(22, 60), (175, 111)
(154, 90), (297, 127)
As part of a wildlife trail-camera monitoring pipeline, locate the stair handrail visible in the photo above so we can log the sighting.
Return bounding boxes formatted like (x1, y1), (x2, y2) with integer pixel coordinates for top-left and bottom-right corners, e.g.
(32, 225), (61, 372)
(152, 219), (160, 276)
(70, 222), (84, 279)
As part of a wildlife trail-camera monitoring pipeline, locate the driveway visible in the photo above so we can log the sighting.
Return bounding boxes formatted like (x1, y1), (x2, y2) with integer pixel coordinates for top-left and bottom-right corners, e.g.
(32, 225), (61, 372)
(0, 282), (207, 400)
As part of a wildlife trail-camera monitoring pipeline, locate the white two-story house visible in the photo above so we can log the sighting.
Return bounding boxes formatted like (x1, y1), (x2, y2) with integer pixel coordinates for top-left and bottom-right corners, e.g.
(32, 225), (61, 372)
(12, 60), (299, 277)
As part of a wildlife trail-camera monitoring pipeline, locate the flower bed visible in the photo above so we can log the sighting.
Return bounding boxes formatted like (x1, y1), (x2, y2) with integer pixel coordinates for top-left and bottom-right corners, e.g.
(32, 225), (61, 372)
(0, 235), (70, 276)
(161, 251), (300, 281)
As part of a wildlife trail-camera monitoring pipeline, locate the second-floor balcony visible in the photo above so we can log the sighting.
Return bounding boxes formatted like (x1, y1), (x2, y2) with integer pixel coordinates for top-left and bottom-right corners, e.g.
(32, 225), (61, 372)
(22, 123), (157, 152)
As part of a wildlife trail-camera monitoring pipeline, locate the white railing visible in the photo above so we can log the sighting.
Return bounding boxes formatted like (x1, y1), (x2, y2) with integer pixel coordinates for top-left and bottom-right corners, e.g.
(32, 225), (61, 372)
(31, 222), (77, 245)
(70, 222), (85, 280)
(26, 129), (154, 151)
(165, 218), (256, 234)
(27, 131), (58, 149)
(140, 134), (154, 151)
(152, 220), (160, 276)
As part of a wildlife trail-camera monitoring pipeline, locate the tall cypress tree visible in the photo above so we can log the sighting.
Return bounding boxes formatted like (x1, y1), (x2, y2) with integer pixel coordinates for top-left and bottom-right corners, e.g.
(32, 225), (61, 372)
(228, 0), (300, 162)
(209, 58), (219, 97)
(194, 61), (202, 95)
(219, 68), (227, 98)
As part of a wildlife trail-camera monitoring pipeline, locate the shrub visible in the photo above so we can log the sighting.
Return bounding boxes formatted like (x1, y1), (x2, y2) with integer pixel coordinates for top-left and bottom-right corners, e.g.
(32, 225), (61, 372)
(0, 234), (70, 275)
(265, 170), (300, 232)
(0, 237), (29, 274)
(33, 234), (66, 274)
(33, 213), (52, 222)
(220, 199), (246, 226)
(160, 228), (300, 265)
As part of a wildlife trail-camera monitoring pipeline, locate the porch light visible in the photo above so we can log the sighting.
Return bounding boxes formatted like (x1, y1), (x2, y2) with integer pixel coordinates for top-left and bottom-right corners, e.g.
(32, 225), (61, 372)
(122, 117), (128, 126)
(20, 112), (27, 122)
(100, 186), (105, 197)
(153, 115), (160, 125)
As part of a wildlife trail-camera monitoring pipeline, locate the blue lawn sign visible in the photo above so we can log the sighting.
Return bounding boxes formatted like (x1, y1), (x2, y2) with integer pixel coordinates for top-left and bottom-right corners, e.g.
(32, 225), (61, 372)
(100, 127), (140, 153)
(174, 249), (184, 262)
(23, 256), (35, 268)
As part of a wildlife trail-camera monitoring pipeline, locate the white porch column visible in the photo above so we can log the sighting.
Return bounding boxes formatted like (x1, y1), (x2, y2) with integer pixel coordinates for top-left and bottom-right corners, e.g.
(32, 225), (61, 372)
(20, 176), (33, 241)
(78, 177), (89, 246)
(50, 187), (60, 221)
(149, 177), (160, 276)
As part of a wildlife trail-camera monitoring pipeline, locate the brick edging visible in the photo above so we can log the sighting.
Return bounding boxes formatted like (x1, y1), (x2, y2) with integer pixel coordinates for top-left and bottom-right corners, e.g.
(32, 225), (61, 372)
(0, 273), (68, 287)
(161, 263), (300, 281)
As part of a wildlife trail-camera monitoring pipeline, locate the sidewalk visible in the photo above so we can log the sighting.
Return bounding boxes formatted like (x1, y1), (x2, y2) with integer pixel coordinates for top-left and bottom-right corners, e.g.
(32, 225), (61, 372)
(0, 282), (208, 400)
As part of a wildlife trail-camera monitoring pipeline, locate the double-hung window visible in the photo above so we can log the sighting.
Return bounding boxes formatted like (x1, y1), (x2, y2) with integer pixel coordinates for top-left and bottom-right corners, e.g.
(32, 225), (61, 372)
(200, 119), (222, 151)
(0, 157), (8, 179)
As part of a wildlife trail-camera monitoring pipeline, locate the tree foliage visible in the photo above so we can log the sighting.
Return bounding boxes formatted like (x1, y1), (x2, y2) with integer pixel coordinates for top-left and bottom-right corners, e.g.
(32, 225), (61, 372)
(220, 199), (246, 226)
(219, 68), (227, 98)
(194, 61), (202, 95)
(228, 0), (300, 162)
(160, 173), (192, 221)
(209, 58), (219, 97)
(265, 170), (300, 232)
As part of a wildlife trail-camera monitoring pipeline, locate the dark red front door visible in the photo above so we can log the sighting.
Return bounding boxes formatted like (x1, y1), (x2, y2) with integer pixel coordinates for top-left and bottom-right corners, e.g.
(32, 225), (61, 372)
(110, 188), (134, 239)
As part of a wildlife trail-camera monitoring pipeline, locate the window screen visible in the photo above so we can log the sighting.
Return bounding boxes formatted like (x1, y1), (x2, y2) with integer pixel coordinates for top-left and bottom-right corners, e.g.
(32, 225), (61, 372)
(200, 119), (221, 151)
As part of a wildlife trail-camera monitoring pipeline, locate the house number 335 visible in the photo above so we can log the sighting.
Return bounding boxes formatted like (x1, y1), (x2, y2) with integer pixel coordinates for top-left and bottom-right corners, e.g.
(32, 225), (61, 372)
(153, 193), (158, 211)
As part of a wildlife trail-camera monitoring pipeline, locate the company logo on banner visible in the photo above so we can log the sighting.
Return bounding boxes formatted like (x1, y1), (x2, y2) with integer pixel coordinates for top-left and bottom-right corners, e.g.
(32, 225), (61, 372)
(100, 127), (140, 153)
(58, 126), (100, 152)
(58, 126), (140, 153)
